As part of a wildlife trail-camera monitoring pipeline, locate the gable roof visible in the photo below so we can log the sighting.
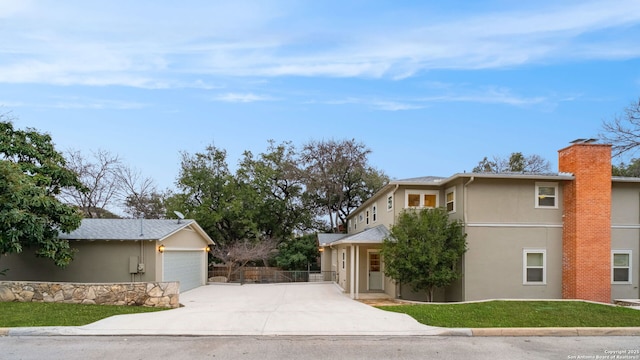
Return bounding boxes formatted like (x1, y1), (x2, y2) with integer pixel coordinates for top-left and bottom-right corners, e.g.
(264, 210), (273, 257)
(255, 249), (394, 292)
(59, 219), (214, 244)
(321, 225), (390, 246)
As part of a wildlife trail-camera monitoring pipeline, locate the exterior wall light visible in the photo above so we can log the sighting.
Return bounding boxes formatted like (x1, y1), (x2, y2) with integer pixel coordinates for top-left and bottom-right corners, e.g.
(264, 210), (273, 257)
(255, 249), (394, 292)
(158, 245), (165, 253)
(205, 246), (211, 252)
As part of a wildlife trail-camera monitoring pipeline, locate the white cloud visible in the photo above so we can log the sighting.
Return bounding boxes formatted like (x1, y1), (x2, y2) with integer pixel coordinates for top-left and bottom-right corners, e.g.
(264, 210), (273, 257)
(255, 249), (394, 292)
(0, 0), (639, 85)
(211, 93), (276, 103)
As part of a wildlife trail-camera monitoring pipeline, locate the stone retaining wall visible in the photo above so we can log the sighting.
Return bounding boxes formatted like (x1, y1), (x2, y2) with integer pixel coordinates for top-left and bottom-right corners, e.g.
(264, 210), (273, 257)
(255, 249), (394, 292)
(0, 281), (180, 308)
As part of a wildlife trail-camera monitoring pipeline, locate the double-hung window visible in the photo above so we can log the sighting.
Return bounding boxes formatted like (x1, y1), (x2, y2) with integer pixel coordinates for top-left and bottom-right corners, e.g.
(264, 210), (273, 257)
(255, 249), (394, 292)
(387, 194), (393, 211)
(535, 182), (558, 209)
(612, 250), (632, 284)
(446, 187), (456, 213)
(523, 249), (546, 284)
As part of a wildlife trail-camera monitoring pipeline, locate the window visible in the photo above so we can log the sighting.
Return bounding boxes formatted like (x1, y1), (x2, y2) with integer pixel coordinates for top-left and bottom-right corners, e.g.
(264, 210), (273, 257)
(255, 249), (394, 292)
(612, 250), (632, 283)
(523, 249), (546, 284)
(387, 194), (393, 211)
(358, 213), (364, 223)
(535, 182), (558, 209)
(366, 210), (370, 225)
(342, 251), (346, 269)
(372, 204), (377, 222)
(446, 187), (456, 213)
(405, 190), (439, 209)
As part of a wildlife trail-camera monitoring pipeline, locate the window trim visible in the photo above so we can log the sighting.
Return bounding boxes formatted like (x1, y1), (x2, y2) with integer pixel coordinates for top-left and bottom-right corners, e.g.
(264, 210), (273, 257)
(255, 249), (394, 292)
(535, 182), (558, 209)
(612, 250), (632, 284)
(405, 189), (439, 209)
(523, 249), (546, 285)
(446, 186), (456, 213)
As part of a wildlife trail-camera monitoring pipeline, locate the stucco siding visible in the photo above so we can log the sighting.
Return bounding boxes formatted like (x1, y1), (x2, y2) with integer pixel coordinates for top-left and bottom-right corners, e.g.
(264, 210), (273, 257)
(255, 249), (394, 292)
(611, 229), (640, 299)
(2, 240), (158, 283)
(161, 227), (209, 248)
(463, 226), (563, 301)
(466, 179), (564, 225)
(612, 184), (640, 225)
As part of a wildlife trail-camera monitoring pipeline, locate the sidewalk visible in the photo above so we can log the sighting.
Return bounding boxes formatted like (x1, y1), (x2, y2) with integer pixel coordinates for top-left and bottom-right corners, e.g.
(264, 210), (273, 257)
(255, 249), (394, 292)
(1, 283), (639, 337)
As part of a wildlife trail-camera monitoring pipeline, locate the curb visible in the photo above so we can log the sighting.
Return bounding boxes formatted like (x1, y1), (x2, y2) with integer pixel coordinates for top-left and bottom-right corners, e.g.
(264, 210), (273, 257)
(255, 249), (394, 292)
(471, 327), (640, 337)
(2, 326), (640, 337)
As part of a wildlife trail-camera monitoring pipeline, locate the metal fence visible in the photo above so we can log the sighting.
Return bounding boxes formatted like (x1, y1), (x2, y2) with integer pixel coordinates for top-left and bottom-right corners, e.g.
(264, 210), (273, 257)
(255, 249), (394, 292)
(209, 267), (336, 284)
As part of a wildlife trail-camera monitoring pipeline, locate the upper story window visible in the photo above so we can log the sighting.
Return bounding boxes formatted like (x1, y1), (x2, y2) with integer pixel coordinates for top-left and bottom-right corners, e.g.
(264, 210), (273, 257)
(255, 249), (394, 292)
(612, 250), (632, 284)
(387, 194), (393, 211)
(372, 204), (377, 222)
(405, 190), (439, 209)
(535, 182), (558, 209)
(446, 187), (456, 213)
(358, 213), (364, 223)
(366, 210), (370, 225)
(523, 249), (546, 285)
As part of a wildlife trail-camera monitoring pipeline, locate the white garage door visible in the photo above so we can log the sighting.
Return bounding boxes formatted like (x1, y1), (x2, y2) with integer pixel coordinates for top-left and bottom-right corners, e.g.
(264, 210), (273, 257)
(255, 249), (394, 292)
(163, 251), (204, 292)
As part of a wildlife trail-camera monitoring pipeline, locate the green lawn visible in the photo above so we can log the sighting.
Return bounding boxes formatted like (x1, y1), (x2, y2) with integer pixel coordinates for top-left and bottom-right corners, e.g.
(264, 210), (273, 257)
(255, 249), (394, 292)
(0, 302), (169, 327)
(378, 301), (640, 328)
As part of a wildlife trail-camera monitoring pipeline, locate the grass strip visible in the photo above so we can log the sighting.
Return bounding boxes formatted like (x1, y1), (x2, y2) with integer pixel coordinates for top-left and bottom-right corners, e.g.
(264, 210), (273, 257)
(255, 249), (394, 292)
(378, 300), (640, 328)
(0, 302), (168, 327)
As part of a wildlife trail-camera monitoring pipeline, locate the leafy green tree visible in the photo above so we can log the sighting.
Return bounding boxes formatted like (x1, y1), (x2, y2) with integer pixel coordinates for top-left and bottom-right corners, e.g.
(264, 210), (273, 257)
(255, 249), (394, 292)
(301, 139), (389, 232)
(275, 234), (319, 270)
(381, 208), (467, 302)
(0, 119), (84, 268)
(612, 158), (640, 177)
(237, 140), (315, 240)
(170, 145), (253, 245)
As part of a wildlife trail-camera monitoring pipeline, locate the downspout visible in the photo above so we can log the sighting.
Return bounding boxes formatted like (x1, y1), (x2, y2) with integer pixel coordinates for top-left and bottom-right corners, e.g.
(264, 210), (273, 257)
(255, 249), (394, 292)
(463, 176), (475, 226)
(462, 176), (475, 302)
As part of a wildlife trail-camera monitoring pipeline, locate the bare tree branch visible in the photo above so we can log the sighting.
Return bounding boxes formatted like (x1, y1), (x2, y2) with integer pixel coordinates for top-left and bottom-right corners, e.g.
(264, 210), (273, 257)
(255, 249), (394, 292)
(600, 98), (640, 157)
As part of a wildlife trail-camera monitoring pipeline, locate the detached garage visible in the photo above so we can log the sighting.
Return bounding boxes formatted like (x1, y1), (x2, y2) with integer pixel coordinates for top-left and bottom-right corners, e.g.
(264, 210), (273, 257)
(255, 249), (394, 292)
(2, 219), (214, 293)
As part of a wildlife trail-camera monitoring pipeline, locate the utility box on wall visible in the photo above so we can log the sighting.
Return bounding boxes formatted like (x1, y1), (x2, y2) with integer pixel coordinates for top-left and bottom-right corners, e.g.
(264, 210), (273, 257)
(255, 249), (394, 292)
(129, 256), (139, 274)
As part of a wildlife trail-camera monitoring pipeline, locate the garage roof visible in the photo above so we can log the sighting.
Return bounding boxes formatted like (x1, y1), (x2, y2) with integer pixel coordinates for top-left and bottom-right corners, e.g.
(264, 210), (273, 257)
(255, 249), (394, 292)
(59, 219), (214, 244)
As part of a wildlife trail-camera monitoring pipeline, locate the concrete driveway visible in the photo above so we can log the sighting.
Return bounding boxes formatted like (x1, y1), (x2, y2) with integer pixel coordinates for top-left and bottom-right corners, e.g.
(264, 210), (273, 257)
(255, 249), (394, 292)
(35, 283), (467, 336)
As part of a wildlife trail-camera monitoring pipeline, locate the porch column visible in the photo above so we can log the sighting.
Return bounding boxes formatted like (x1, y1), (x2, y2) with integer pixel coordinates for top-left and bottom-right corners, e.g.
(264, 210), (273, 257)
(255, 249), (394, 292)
(355, 245), (360, 300)
(350, 245), (355, 299)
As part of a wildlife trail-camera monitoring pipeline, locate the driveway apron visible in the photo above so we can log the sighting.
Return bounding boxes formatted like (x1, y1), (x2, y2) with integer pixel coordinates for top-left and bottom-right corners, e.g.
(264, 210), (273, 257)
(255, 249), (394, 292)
(64, 283), (465, 336)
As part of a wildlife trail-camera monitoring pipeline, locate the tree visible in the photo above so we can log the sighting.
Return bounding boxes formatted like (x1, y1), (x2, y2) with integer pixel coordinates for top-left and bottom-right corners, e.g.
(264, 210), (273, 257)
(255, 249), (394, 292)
(170, 145), (259, 245)
(117, 165), (165, 219)
(59, 149), (122, 218)
(612, 158), (640, 177)
(601, 97), (640, 156)
(0, 119), (83, 268)
(275, 234), (319, 270)
(381, 208), (467, 302)
(472, 152), (550, 173)
(213, 238), (279, 279)
(237, 140), (315, 240)
(301, 139), (389, 232)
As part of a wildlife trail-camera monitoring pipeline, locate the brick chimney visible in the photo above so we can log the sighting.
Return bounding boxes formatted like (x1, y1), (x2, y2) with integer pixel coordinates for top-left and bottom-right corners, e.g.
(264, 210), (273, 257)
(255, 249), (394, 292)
(558, 142), (611, 303)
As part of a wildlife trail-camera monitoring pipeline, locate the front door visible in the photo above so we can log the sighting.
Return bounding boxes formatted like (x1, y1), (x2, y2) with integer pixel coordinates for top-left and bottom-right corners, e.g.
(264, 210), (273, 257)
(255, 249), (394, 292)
(368, 251), (382, 290)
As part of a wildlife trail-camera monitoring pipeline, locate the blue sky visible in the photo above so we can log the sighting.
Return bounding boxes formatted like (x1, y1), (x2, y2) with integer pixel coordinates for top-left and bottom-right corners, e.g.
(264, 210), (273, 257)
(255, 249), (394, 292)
(2, 0), (640, 191)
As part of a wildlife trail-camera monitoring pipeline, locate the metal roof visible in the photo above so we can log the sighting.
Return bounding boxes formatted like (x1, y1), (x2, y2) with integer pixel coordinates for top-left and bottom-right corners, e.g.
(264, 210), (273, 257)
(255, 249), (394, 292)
(58, 219), (214, 244)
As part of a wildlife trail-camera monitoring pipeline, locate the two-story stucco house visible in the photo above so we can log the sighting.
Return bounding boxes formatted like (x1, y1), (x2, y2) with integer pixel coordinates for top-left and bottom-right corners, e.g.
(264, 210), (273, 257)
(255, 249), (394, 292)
(320, 142), (639, 303)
